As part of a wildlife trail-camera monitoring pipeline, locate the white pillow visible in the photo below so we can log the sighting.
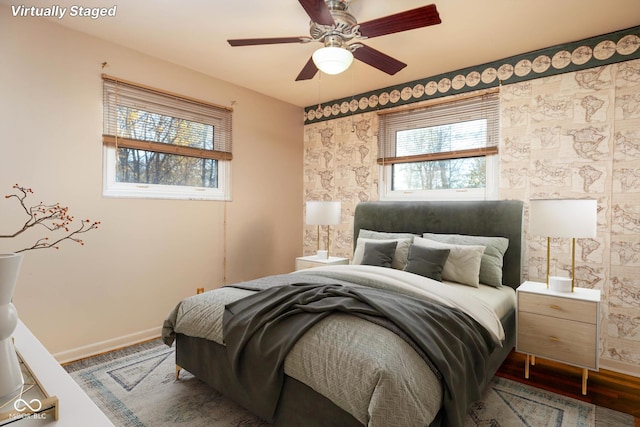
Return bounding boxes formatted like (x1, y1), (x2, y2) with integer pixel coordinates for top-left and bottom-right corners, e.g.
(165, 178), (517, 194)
(413, 236), (485, 287)
(353, 237), (412, 270)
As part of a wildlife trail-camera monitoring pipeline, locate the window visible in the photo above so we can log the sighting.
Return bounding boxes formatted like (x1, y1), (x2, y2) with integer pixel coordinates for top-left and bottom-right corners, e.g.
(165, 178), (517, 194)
(102, 75), (232, 200)
(378, 91), (499, 200)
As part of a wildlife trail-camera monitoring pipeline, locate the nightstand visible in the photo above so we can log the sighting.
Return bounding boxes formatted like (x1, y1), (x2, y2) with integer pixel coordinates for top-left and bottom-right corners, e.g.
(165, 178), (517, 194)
(295, 255), (349, 270)
(516, 281), (600, 395)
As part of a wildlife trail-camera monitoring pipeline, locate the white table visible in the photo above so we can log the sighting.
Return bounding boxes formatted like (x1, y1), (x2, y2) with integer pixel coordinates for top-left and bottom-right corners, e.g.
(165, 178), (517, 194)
(8, 321), (114, 426)
(295, 255), (349, 270)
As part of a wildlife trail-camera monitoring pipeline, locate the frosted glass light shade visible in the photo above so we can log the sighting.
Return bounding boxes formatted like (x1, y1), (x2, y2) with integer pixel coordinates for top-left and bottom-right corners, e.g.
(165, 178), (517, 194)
(529, 199), (597, 238)
(312, 47), (353, 75)
(306, 201), (341, 225)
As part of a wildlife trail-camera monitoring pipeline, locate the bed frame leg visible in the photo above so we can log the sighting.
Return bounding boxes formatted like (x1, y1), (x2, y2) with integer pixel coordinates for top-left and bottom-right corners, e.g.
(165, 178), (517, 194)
(175, 364), (182, 380)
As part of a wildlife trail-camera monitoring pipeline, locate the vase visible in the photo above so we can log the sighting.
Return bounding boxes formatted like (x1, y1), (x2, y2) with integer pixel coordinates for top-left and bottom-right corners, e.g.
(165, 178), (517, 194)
(0, 253), (24, 399)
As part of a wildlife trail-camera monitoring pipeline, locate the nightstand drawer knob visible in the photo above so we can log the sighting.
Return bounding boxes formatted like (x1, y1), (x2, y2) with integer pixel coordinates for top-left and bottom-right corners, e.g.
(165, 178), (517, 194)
(549, 304), (562, 310)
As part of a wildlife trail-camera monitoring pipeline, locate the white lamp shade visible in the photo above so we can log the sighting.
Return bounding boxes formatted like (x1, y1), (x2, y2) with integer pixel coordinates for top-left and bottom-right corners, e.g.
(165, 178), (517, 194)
(312, 47), (353, 75)
(306, 201), (341, 225)
(529, 199), (597, 238)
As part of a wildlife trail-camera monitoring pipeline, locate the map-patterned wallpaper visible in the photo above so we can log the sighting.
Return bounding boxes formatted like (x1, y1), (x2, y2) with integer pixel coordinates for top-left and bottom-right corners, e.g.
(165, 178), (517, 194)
(303, 57), (640, 376)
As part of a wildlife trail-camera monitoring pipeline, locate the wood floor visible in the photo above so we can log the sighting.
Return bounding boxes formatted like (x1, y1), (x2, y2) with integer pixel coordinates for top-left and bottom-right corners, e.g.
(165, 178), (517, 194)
(496, 350), (640, 426)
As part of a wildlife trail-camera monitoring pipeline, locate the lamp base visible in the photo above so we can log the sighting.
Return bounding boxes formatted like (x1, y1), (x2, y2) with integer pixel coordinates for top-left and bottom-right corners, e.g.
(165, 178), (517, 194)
(549, 276), (572, 292)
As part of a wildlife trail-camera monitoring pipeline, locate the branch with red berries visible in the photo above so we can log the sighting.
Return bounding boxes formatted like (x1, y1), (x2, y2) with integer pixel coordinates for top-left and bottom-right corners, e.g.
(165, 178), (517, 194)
(1, 184), (100, 253)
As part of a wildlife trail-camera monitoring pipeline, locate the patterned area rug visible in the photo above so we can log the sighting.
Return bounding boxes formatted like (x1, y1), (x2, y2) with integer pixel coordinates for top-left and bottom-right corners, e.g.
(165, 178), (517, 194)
(65, 339), (634, 427)
(464, 377), (634, 427)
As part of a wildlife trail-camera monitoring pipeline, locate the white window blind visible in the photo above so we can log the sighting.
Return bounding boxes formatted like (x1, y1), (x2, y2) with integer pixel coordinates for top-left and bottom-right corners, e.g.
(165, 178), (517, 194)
(378, 91), (499, 165)
(102, 75), (232, 161)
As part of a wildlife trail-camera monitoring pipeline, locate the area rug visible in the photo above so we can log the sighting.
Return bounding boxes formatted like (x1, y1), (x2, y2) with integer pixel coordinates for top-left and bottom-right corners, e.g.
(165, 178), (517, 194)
(65, 339), (635, 427)
(464, 377), (634, 427)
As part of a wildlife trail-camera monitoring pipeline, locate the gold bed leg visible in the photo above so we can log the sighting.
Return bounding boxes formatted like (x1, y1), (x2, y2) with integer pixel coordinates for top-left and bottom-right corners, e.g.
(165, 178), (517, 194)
(582, 368), (588, 395)
(531, 355), (536, 365)
(175, 365), (182, 381)
(524, 354), (530, 379)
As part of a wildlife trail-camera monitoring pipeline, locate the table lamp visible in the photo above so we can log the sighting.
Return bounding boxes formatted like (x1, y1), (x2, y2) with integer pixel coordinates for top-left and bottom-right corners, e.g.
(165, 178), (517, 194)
(529, 199), (597, 292)
(305, 201), (341, 259)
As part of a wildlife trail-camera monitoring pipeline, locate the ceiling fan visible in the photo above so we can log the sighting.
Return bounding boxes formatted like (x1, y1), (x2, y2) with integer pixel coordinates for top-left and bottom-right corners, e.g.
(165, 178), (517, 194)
(227, 0), (441, 81)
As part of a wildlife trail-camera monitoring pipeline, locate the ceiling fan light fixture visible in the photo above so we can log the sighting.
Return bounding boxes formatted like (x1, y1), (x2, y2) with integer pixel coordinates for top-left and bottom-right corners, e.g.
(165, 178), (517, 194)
(312, 46), (354, 75)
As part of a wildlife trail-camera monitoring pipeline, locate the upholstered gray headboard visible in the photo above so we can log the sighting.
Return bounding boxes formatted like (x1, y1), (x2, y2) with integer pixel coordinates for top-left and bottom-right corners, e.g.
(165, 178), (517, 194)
(353, 200), (524, 289)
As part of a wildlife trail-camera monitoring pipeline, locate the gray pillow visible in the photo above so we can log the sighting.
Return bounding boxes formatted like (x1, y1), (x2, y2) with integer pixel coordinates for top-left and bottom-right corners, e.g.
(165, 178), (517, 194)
(423, 233), (509, 288)
(353, 237), (413, 270)
(361, 241), (398, 268)
(413, 237), (485, 287)
(358, 229), (417, 241)
(404, 245), (450, 282)
(356, 229), (418, 269)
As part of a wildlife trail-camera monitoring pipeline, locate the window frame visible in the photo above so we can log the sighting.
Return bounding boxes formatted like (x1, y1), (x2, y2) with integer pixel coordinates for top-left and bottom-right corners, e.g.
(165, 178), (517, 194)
(379, 156), (499, 201)
(377, 90), (499, 201)
(101, 75), (232, 201)
(102, 146), (231, 200)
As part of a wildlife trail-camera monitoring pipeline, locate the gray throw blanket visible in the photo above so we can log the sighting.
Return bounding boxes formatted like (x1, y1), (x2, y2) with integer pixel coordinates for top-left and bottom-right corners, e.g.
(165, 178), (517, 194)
(223, 282), (497, 427)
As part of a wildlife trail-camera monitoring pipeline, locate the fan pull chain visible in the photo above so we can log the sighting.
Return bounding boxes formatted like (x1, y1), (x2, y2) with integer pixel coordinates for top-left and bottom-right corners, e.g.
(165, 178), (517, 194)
(350, 65), (356, 132)
(317, 71), (323, 115)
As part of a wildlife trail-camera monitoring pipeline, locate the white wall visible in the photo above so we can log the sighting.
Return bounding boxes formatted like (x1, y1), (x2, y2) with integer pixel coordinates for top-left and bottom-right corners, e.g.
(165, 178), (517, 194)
(0, 7), (303, 360)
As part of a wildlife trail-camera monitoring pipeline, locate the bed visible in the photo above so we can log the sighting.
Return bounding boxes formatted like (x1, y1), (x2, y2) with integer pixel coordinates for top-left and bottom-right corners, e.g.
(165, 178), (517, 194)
(162, 200), (524, 427)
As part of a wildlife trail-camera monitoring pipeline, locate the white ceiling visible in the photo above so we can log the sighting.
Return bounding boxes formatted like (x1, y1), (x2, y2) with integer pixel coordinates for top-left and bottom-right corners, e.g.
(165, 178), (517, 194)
(7, 0), (640, 107)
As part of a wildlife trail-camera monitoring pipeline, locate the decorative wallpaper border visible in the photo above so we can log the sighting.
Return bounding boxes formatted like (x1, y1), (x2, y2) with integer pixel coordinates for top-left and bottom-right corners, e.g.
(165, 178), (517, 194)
(304, 25), (640, 124)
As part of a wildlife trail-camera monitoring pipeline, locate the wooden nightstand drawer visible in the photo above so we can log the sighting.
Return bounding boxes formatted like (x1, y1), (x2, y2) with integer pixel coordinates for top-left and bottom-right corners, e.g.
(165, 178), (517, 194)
(518, 292), (597, 323)
(296, 259), (322, 270)
(518, 311), (597, 368)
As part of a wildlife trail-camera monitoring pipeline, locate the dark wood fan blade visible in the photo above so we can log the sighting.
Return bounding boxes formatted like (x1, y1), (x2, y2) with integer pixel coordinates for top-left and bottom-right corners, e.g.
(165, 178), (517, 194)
(298, 0), (335, 25)
(295, 57), (319, 81)
(228, 37), (307, 46)
(358, 4), (441, 38)
(353, 44), (407, 75)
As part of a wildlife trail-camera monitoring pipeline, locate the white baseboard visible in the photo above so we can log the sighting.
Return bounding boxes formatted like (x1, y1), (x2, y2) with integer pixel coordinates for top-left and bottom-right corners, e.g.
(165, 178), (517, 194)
(53, 327), (161, 364)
